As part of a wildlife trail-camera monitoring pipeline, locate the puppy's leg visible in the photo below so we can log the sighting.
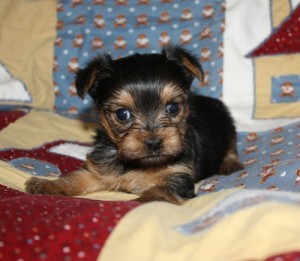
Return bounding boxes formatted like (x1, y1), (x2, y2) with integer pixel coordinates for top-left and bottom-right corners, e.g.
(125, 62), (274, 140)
(218, 137), (244, 175)
(136, 186), (183, 204)
(25, 169), (110, 196)
(136, 173), (195, 204)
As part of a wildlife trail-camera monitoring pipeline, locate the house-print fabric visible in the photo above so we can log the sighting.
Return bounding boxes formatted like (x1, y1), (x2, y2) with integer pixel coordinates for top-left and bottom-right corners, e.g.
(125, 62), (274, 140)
(54, 0), (225, 117)
(224, 0), (300, 131)
(248, 2), (300, 119)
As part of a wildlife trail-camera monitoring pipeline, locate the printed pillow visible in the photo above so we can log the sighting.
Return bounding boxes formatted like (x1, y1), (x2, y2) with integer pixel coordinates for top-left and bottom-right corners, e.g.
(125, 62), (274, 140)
(247, 4), (300, 119)
(0, 0), (56, 110)
(2, 0), (299, 133)
(224, 0), (300, 131)
(53, 0), (225, 118)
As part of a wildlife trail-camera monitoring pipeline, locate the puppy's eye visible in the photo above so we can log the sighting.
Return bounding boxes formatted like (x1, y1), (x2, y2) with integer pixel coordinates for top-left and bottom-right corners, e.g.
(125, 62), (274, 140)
(115, 108), (132, 122)
(166, 102), (180, 116)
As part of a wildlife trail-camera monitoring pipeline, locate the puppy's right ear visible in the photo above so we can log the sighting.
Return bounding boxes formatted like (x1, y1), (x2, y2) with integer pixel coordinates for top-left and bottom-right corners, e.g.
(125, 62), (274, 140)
(75, 54), (113, 99)
(163, 45), (204, 83)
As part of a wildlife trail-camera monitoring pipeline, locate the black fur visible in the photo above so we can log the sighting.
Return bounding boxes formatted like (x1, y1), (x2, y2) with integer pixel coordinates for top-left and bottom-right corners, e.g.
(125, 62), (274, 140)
(188, 95), (236, 180)
(75, 46), (202, 102)
(166, 173), (196, 199)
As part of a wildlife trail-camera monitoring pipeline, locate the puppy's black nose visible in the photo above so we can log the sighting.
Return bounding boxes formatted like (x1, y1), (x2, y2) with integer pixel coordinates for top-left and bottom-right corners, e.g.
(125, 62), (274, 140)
(145, 138), (163, 152)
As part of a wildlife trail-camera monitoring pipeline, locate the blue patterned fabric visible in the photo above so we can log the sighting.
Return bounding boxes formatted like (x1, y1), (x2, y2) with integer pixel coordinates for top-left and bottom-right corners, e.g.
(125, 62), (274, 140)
(197, 121), (300, 195)
(54, 0), (225, 117)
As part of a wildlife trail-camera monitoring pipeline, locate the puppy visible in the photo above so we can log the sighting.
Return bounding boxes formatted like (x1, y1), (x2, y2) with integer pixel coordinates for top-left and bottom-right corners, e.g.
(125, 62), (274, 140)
(25, 45), (243, 204)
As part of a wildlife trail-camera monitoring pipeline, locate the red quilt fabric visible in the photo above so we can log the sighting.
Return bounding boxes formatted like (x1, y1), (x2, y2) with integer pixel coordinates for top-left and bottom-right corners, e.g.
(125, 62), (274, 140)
(265, 252), (300, 261)
(0, 140), (87, 176)
(0, 109), (27, 131)
(0, 109), (142, 260)
(0, 184), (141, 260)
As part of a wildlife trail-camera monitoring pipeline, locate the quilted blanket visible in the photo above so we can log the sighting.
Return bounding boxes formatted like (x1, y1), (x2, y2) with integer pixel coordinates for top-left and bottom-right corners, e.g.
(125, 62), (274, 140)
(1, 0), (300, 260)
(1, 96), (300, 261)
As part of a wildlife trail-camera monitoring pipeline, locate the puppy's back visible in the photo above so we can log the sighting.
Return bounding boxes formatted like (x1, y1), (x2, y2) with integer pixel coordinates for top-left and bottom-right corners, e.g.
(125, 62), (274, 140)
(188, 95), (237, 180)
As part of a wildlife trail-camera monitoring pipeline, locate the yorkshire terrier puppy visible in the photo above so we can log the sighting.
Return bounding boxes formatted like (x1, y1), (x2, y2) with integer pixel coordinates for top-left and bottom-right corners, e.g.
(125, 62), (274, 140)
(25, 45), (243, 204)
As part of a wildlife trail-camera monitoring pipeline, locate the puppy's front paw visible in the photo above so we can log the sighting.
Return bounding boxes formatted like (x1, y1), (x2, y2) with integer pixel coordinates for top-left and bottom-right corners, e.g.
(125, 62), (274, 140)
(25, 177), (66, 195)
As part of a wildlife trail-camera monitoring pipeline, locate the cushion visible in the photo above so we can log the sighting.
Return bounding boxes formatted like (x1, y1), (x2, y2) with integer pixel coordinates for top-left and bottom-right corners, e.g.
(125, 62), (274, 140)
(224, 0), (300, 131)
(0, 0), (56, 110)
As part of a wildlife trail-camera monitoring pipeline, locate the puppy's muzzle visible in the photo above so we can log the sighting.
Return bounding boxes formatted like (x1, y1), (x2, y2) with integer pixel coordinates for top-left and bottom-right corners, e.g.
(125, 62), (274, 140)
(144, 137), (163, 152)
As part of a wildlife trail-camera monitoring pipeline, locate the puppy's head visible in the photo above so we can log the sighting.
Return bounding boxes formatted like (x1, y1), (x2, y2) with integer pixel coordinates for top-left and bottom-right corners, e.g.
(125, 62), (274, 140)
(75, 45), (203, 166)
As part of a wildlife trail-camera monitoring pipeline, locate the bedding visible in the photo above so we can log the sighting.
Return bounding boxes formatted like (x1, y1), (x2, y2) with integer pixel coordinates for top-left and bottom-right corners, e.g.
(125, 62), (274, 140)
(1, 0), (300, 260)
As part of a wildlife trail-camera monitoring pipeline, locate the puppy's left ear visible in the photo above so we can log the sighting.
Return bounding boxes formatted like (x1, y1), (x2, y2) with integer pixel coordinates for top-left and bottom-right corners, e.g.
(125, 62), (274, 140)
(162, 45), (204, 83)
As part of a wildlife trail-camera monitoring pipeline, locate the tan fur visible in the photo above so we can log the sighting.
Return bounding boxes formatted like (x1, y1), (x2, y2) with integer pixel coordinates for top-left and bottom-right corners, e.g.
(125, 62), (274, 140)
(113, 164), (193, 193)
(98, 110), (117, 142)
(109, 89), (136, 110)
(81, 69), (97, 98)
(218, 137), (244, 174)
(182, 57), (204, 82)
(25, 170), (106, 196)
(107, 83), (190, 162)
(25, 158), (193, 204)
(135, 186), (184, 204)
(118, 126), (185, 161)
(160, 83), (187, 105)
